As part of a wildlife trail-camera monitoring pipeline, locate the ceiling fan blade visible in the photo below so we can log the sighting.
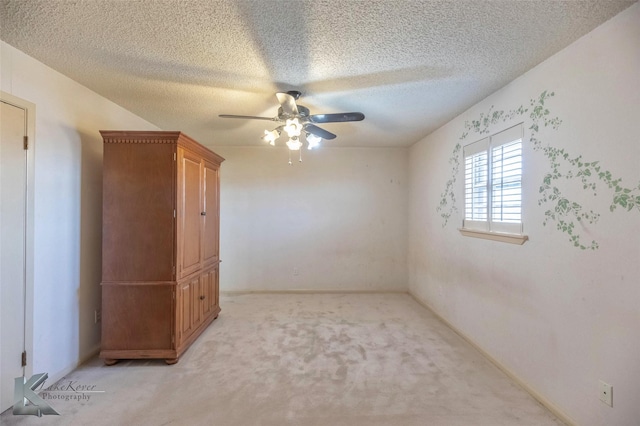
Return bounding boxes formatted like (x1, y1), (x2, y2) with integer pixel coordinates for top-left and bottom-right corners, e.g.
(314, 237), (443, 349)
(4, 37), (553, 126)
(304, 124), (336, 140)
(309, 112), (365, 123)
(218, 114), (278, 121)
(275, 92), (299, 116)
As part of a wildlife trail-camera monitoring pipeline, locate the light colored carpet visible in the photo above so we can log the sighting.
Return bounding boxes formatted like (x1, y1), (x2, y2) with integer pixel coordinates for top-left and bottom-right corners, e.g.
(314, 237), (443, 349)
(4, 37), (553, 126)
(1, 293), (564, 425)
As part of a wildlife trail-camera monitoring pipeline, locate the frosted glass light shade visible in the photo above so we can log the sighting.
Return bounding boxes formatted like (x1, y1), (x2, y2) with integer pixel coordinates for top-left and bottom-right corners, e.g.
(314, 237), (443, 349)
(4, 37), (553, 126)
(284, 119), (302, 137)
(286, 138), (302, 151)
(262, 129), (279, 145)
(306, 133), (322, 149)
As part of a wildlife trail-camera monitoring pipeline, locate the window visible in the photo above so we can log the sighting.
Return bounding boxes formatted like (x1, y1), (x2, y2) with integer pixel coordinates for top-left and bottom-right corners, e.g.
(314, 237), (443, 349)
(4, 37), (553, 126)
(463, 124), (524, 236)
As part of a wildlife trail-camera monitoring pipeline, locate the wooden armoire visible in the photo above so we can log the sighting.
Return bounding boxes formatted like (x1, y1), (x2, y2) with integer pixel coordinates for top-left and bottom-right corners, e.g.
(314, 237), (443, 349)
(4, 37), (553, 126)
(99, 131), (224, 365)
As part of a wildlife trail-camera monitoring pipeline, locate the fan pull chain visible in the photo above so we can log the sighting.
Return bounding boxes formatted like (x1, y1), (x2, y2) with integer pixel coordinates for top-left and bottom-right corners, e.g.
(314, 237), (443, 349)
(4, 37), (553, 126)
(299, 149), (302, 163)
(288, 149), (292, 165)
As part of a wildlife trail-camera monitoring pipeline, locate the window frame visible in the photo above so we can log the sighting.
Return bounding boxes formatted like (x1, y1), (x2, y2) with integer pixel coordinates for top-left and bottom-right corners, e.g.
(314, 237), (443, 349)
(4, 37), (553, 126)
(459, 123), (528, 244)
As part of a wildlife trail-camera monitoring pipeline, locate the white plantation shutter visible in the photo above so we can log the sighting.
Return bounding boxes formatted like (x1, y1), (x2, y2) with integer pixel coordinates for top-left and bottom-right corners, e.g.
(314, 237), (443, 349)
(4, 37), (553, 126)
(463, 124), (523, 234)
(464, 138), (489, 231)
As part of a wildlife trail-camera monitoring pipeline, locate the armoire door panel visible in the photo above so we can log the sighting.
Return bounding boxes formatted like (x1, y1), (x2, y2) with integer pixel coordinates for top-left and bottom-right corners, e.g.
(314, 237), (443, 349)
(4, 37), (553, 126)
(202, 162), (220, 267)
(179, 277), (198, 341)
(192, 276), (203, 328)
(202, 266), (219, 317)
(178, 149), (203, 278)
(212, 267), (219, 309)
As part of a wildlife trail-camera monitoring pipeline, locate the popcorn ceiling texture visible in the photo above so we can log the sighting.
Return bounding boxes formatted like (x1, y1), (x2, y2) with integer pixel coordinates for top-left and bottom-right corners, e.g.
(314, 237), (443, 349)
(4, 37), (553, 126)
(0, 0), (634, 147)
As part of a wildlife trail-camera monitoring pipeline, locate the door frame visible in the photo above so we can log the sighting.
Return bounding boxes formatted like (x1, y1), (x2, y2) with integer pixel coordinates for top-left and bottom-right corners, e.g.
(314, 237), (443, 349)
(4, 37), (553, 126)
(1, 91), (35, 380)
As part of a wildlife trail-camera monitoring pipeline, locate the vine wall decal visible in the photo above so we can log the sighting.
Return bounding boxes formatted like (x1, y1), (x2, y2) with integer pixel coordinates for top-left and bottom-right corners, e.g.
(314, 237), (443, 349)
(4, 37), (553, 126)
(436, 90), (640, 249)
(436, 143), (460, 227)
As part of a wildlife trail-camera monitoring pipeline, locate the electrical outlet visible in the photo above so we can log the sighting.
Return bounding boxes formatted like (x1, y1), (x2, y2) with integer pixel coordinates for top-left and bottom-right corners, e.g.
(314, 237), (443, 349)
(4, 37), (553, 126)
(599, 380), (613, 407)
(94, 309), (102, 324)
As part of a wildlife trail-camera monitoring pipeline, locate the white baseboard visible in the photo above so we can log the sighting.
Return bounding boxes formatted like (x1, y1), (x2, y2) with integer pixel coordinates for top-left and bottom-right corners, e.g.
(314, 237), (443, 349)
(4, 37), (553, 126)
(37, 343), (101, 391)
(408, 291), (576, 426)
(221, 289), (407, 295)
(81, 343), (101, 364)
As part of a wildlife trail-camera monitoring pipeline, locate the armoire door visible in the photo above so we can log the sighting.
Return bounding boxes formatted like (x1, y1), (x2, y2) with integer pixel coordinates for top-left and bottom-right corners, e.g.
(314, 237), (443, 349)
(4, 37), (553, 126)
(178, 276), (199, 342)
(191, 276), (203, 329)
(201, 267), (219, 317)
(202, 160), (219, 268)
(177, 148), (202, 278)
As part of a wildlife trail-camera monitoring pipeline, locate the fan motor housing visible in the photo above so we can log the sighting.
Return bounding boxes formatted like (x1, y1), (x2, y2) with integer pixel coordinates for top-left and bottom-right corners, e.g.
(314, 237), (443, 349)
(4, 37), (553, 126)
(278, 105), (309, 118)
(286, 90), (302, 100)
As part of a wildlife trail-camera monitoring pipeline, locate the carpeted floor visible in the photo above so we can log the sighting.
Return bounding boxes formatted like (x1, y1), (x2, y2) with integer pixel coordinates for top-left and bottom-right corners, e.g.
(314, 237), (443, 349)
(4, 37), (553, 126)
(1, 293), (564, 425)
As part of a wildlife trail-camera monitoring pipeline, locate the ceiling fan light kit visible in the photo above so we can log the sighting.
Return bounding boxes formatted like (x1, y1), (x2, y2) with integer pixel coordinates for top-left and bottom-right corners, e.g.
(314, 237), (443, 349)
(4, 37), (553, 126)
(262, 129), (280, 146)
(220, 91), (364, 164)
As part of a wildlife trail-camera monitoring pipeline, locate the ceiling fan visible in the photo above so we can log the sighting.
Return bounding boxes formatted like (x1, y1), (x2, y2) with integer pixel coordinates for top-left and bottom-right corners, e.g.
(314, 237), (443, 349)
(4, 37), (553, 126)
(219, 91), (365, 152)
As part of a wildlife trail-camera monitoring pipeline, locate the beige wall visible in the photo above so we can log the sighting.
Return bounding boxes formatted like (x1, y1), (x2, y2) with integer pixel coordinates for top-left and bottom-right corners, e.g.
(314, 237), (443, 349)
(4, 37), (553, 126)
(213, 146), (408, 292)
(408, 5), (640, 425)
(1, 41), (160, 383)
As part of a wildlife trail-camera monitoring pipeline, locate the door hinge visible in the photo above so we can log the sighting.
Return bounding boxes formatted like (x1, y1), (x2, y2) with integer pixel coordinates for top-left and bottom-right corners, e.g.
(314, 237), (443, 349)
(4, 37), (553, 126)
(23, 136), (28, 150)
(21, 351), (27, 367)
(173, 209), (176, 218)
(173, 152), (176, 161)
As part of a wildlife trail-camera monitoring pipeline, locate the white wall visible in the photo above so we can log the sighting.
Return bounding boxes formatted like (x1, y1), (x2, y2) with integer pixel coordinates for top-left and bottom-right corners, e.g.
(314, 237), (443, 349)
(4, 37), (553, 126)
(408, 4), (639, 426)
(1, 42), (160, 383)
(214, 146), (408, 292)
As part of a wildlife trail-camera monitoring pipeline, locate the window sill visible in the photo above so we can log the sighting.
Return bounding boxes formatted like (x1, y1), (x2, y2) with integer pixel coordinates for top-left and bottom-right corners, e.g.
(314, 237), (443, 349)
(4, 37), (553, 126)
(458, 228), (528, 245)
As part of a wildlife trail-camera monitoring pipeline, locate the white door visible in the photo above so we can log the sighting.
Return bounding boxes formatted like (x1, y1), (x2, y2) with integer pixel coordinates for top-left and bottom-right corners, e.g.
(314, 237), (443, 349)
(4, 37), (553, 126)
(0, 100), (28, 413)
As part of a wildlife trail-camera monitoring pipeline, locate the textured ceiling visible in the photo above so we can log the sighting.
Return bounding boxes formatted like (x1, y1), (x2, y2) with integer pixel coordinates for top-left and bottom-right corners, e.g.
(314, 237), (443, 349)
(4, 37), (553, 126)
(0, 0), (635, 148)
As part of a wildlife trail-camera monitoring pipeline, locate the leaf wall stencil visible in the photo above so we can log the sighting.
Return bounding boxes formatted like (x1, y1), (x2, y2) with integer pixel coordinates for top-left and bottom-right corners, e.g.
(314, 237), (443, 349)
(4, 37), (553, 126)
(436, 143), (461, 227)
(436, 90), (640, 250)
